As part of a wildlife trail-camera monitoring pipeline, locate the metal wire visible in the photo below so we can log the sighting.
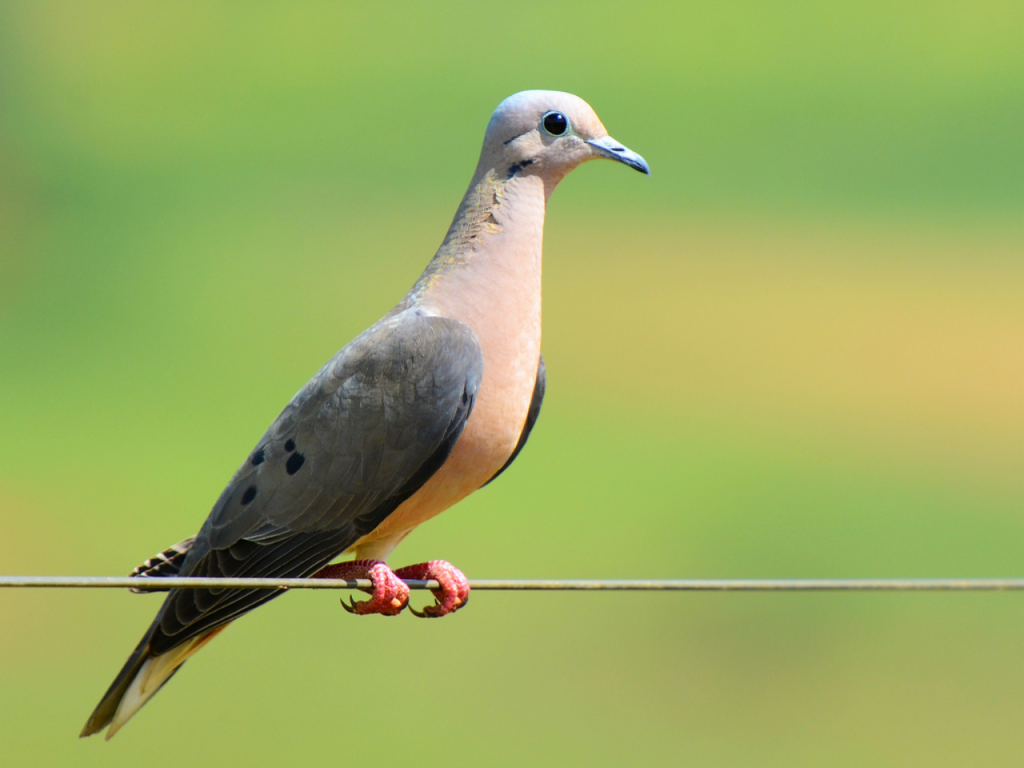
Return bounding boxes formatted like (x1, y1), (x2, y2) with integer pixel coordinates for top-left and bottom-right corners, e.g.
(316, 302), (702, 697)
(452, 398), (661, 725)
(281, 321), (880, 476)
(3, 576), (1024, 591)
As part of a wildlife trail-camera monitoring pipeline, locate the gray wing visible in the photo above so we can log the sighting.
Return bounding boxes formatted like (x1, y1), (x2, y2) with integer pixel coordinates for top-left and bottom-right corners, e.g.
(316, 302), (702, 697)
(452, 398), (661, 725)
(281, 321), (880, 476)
(148, 307), (483, 655)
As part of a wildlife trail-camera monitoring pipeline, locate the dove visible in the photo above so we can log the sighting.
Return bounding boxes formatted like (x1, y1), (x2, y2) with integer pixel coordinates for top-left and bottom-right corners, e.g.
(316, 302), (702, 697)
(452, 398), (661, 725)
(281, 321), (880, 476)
(81, 90), (649, 738)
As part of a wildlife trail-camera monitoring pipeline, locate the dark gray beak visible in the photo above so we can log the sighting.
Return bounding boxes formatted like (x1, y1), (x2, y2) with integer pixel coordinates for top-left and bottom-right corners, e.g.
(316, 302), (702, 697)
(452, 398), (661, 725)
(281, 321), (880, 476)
(587, 135), (651, 175)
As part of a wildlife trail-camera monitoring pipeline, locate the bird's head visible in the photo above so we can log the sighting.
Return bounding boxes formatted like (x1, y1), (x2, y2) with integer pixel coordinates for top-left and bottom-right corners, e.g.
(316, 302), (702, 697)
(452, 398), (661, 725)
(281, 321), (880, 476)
(476, 90), (650, 188)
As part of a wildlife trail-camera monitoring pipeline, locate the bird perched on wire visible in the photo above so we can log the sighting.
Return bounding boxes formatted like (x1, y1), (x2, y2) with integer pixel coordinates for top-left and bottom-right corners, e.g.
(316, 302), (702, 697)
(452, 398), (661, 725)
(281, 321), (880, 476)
(81, 90), (649, 739)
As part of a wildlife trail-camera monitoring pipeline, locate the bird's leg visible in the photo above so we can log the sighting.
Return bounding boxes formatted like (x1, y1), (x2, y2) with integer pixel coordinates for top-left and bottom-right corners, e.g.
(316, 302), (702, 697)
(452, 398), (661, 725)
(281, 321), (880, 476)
(310, 560), (410, 616)
(393, 561), (470, 618)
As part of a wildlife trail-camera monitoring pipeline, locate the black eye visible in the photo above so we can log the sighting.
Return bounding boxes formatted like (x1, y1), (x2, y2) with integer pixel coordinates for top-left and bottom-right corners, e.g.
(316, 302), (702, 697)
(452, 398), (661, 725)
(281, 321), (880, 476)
(542, 111), (569, 136)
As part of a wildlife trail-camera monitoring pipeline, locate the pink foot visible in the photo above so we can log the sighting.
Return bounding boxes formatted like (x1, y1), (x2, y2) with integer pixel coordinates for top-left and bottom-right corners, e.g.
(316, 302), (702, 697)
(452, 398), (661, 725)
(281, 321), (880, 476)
(311, 559), (409, 616)
(393, 560), (470, 618)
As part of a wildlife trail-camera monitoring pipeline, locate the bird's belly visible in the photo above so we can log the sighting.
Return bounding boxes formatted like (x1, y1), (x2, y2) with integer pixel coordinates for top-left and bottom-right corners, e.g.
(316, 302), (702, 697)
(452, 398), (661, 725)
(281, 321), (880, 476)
(349, 329), (541, 557)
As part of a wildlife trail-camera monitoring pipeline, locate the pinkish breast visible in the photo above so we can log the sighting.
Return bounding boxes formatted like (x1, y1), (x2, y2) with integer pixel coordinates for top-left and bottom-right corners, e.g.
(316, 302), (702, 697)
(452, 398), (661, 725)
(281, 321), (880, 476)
(350, 174), (546, 558)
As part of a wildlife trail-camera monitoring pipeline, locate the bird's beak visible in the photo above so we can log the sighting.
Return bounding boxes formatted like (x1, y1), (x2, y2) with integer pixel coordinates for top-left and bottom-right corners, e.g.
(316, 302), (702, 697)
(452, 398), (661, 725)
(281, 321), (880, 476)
(586, 135), (651, 175)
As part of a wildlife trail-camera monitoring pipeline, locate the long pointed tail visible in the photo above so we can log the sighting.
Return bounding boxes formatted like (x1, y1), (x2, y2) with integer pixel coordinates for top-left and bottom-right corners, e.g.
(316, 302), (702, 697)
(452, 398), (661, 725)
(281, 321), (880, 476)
(80, 624), (226, 739)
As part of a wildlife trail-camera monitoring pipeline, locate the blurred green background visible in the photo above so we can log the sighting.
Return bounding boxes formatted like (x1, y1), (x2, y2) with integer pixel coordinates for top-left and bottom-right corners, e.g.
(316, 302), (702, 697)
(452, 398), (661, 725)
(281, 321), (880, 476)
(1, 2), (1022, 765)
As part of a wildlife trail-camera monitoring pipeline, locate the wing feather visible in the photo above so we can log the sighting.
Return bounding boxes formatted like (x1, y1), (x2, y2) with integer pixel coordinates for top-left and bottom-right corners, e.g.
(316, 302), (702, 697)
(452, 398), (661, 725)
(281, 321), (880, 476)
(145, 308), (482, 656)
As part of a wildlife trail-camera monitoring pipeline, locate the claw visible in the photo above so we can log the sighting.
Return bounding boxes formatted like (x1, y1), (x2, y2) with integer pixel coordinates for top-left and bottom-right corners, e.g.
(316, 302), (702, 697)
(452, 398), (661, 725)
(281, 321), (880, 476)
(408, 603), (430, 618)
(394, 560), (470, 618)
(311, 559), (409, 616)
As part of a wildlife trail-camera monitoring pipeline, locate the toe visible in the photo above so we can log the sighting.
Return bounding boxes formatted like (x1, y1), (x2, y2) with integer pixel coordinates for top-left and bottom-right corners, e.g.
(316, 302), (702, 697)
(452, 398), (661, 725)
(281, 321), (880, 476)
(314, 559), (409, 616)
(394, 560), (470, 618)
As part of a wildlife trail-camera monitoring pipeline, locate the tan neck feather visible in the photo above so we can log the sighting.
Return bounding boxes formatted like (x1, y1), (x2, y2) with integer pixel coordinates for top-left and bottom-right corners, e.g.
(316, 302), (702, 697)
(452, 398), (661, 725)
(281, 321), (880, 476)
(408, 169), (546, 334)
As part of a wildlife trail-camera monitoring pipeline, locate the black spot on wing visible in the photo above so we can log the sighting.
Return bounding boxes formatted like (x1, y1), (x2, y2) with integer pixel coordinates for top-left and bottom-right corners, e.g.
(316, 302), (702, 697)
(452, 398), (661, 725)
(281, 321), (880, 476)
(240, 486), (257, 505)
(250, 447), (265, 466)
(286, 452), (305, 475)
(284, 439), (296, 452)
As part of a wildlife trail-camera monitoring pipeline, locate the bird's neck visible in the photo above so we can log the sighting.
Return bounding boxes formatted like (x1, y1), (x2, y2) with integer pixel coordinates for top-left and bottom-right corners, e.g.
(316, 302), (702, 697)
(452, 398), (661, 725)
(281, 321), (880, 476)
(407, 168), (547, 332)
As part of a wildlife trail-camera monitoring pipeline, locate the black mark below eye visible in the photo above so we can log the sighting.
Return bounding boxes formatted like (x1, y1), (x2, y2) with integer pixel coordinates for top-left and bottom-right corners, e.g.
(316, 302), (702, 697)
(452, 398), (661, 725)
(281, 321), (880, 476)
(542, 111), (569, 136)
(286, 452), (305, 475)
(241, 486), (257, 505)
(506, 159), (534, 179)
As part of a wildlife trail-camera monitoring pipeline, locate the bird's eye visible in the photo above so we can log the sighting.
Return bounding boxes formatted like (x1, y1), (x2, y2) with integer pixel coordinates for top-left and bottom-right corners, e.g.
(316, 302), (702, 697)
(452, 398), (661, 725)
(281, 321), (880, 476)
(541, 111), (569, 136)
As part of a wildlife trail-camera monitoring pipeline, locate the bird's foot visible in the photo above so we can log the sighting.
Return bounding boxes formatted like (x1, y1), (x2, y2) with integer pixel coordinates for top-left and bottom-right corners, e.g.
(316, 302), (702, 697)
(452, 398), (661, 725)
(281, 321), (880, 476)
(394, 560), (470, 618)
(311, 559), (409, 616)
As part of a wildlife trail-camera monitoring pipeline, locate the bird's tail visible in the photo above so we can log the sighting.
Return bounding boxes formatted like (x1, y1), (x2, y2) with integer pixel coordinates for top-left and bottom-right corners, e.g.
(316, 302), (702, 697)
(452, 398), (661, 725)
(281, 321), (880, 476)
(80, 624), (227, 739)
